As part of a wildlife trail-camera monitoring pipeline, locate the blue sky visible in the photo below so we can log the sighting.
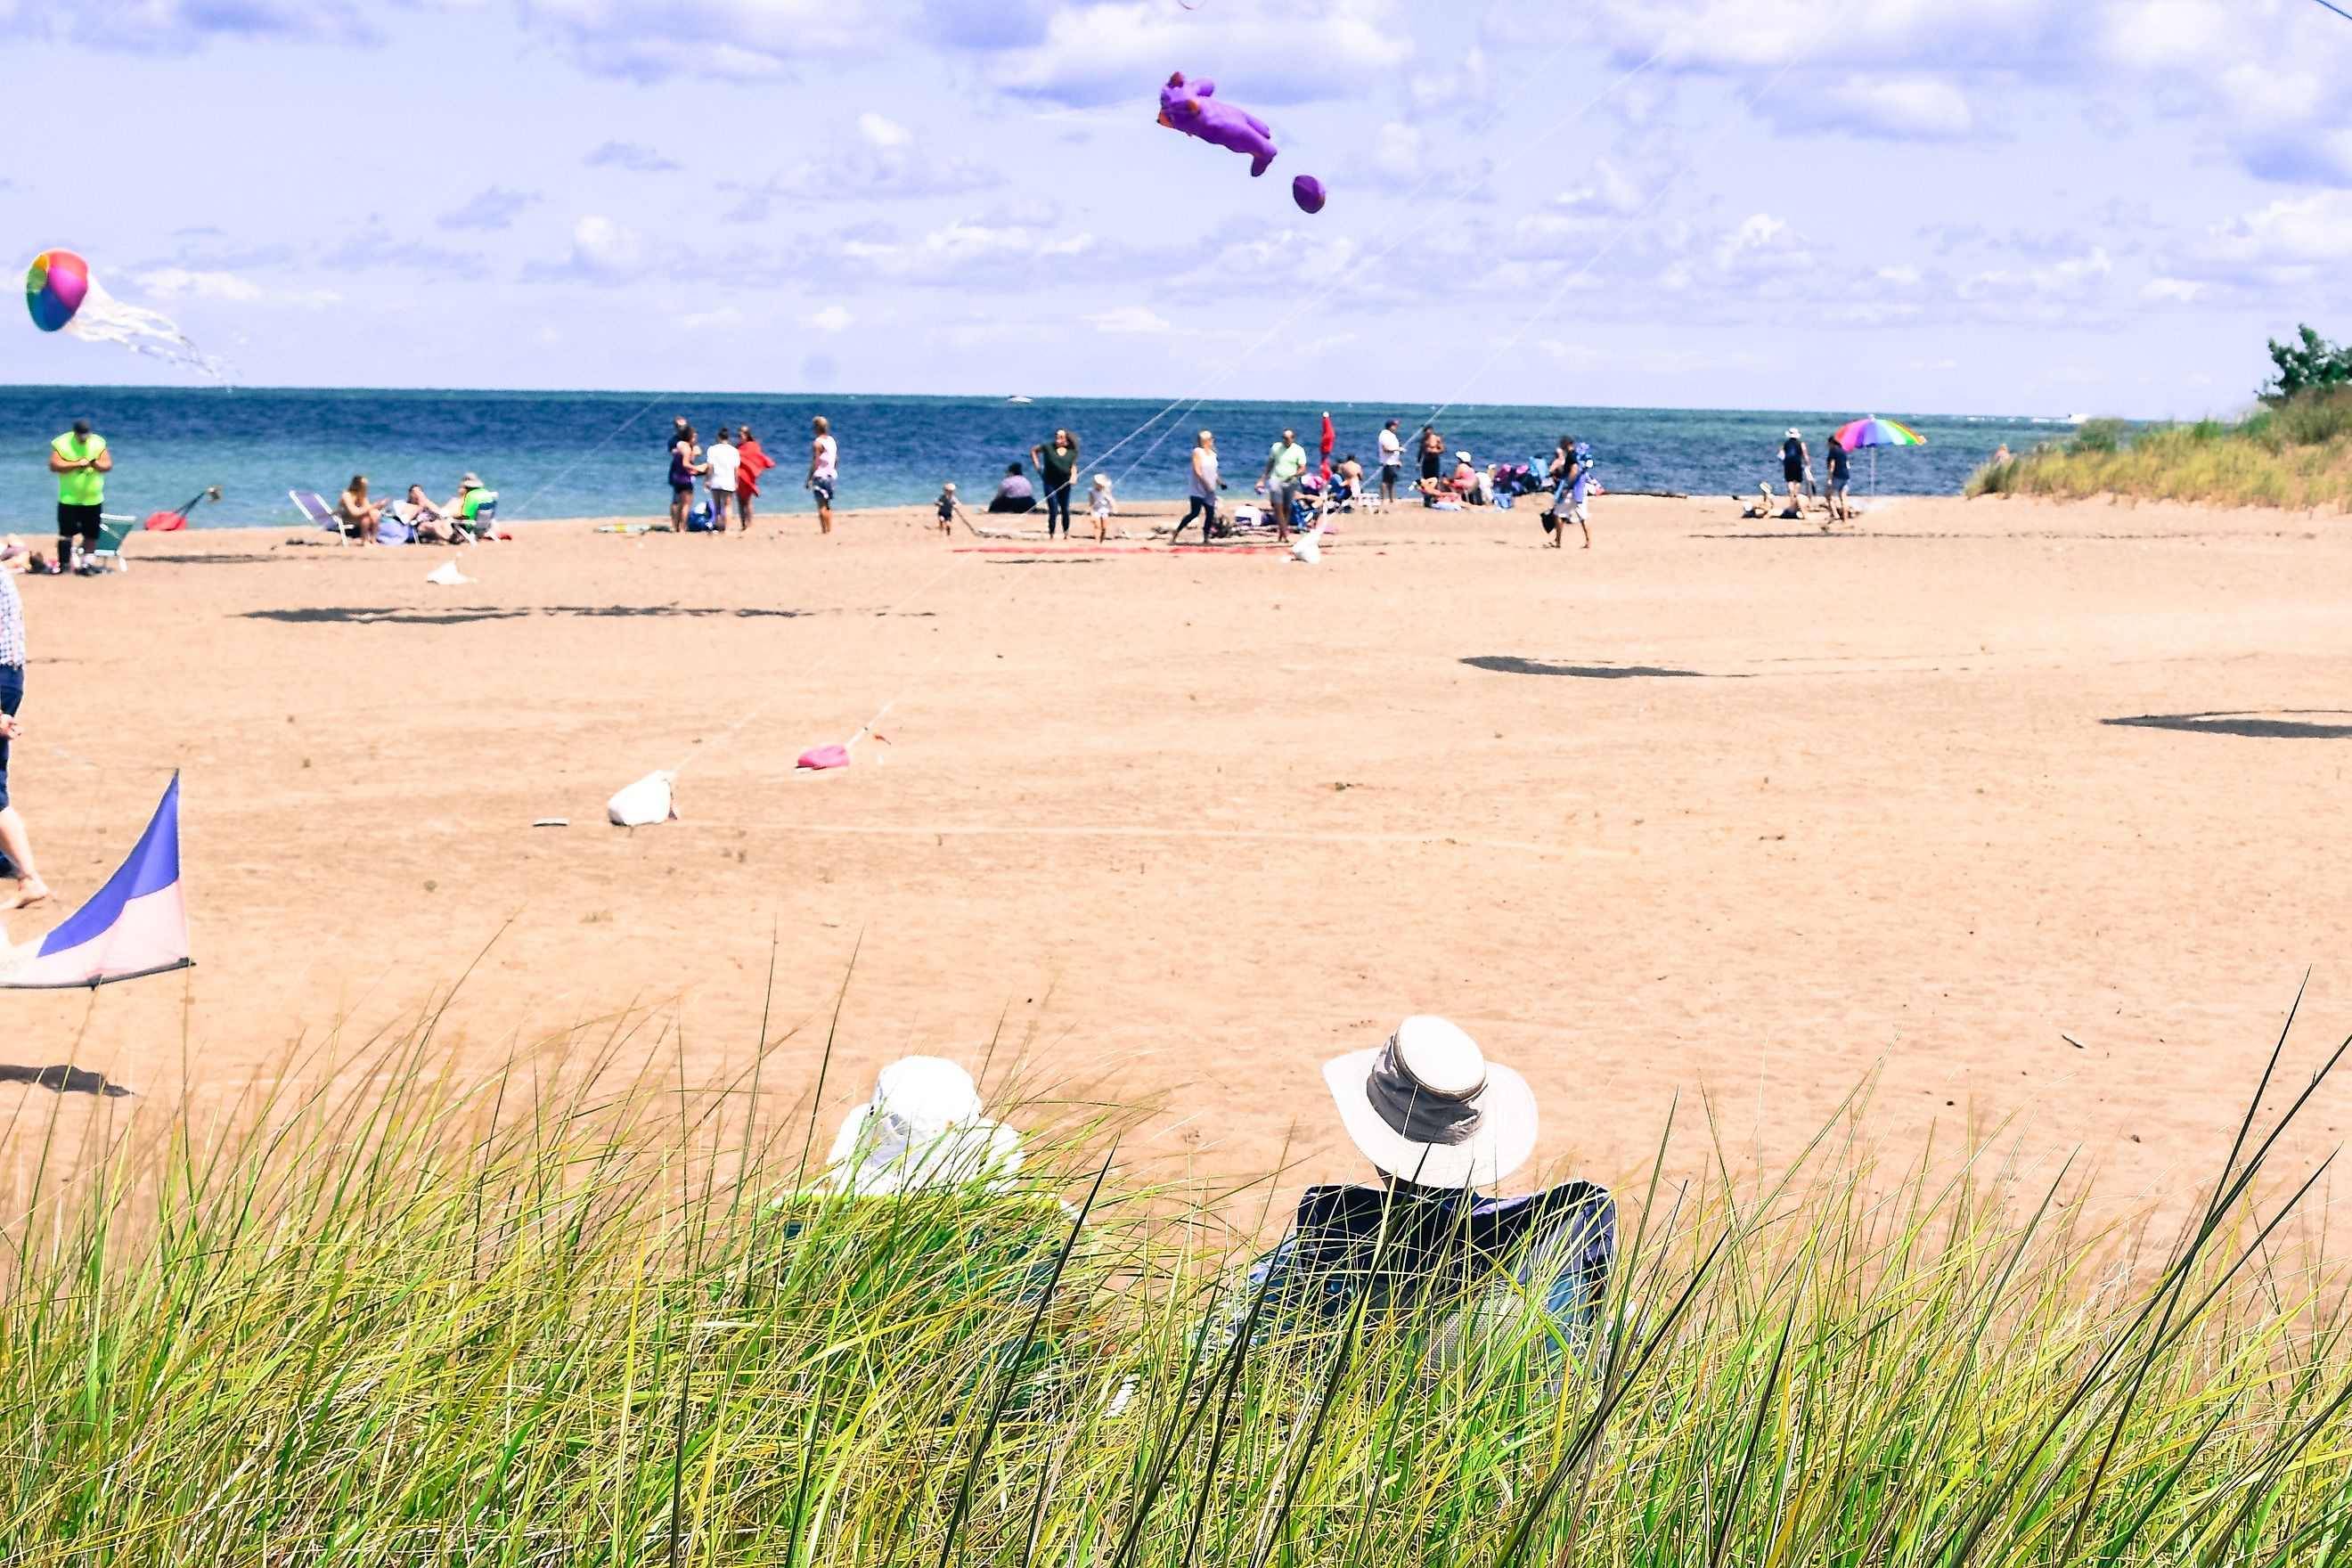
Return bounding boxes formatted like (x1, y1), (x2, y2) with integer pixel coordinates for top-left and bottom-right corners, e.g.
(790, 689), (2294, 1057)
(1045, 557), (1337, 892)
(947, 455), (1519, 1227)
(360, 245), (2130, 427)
(5, 0), (2352, 416)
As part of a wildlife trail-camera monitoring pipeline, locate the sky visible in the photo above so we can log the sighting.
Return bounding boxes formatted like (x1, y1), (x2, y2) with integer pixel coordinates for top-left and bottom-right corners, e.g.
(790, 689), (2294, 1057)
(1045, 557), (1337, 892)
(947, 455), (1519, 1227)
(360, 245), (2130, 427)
(5, 0), (2352, 417)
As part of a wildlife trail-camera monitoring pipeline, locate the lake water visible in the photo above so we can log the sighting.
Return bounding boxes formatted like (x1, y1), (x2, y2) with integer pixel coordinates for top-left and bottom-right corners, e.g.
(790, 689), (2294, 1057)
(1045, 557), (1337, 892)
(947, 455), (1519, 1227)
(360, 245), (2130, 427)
(0, 386), (2063, 529)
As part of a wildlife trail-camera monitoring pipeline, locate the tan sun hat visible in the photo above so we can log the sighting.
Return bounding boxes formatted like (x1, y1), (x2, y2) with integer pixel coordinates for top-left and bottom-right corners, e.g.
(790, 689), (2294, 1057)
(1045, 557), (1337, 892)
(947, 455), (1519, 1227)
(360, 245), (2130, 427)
(1322, 1017), (1537, 1189)
(459, 472), (482, 488)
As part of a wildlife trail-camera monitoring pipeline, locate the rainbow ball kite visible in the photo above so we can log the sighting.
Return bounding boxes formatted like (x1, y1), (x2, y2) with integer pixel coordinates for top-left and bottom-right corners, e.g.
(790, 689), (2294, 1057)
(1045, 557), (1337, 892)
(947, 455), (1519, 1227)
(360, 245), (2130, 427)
(26, 249), (89, 333)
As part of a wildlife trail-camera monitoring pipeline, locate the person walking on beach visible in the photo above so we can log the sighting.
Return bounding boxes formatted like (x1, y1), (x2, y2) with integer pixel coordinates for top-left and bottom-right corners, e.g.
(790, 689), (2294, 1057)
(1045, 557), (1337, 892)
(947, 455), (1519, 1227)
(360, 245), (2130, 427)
(1378, 419), (1403, 504)
(1824, 435), (1852, 527)
(1089, 473), (1117, 543)
(733, 423), (773, 530)
(705, 428), (741, 533)
(0, 562), (50, 912)
(808, 416), (837, 535)
(49, 418), (111, 576)
(668, 424), (699, 531)
(1031, 429), (1080, 540)
(1259, 428), (1308, 543)
(935, 482), (968, 536)
(1779, 429), (1808, 519)
(1173, 430), (1222, 543)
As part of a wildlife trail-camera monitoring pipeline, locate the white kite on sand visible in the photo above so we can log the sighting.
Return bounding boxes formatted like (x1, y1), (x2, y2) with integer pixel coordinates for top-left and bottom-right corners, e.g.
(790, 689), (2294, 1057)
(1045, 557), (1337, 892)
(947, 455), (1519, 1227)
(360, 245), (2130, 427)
(424, 559), (472, 586)
(607, 771), (675, 827)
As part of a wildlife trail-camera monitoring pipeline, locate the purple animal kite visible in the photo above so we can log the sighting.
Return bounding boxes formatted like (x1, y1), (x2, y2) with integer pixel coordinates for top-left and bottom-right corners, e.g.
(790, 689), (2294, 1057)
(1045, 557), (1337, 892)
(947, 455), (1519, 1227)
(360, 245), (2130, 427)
(1159, 71), (1278, 178)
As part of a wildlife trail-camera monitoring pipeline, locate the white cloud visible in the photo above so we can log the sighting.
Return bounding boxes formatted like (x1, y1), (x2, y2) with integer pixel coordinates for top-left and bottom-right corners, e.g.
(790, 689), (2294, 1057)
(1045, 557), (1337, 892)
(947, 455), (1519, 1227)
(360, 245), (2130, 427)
(726, 119), (1003, 214)
(538, 215), (644, 282)
(437, 186), (540, 232)
(1811, 78), (1975, 143)
(990, 0), (1412, 107)
(860, 111), (913, 149)
(1084, 305), (1173, 334)
(584, 141), (679, 173)
(2141, 277), (2206, 303)
(1877, 265), (1922, 285)
(133, 268), (340, 308)
(810, 304), (854, 331)
(2206, 190), (2352, 265)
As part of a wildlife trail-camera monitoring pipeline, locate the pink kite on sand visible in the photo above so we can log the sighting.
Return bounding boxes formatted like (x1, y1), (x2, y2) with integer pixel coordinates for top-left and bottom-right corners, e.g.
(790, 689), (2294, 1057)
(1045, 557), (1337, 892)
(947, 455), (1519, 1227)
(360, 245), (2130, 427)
(796, 745), (852, 772)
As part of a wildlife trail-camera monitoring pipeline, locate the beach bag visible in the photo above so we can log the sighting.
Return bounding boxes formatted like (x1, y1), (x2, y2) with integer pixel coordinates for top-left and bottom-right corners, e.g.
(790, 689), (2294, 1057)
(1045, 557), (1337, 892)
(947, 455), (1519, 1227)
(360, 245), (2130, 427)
(686, 500), (720, 532)
(1539, 510), (1558, 535)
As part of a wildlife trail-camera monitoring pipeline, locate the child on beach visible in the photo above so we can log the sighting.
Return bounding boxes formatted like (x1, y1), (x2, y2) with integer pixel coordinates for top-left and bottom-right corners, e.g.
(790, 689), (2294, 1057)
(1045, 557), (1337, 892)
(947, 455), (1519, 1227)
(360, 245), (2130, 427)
(1089, 473), (1115, 543)
(935, 483), (967, 537)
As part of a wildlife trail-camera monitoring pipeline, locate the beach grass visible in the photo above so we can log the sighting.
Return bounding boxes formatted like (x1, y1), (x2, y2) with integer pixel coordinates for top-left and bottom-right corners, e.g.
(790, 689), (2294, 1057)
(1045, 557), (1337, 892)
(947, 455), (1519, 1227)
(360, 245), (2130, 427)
(1966, 393), (2352, 510)
(2, 999), (2349, 1566)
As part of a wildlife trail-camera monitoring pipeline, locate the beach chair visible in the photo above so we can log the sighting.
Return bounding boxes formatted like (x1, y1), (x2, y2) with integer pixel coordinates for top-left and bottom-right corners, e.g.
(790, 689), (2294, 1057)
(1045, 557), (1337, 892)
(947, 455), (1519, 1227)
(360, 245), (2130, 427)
(90, 513), (138, 573)
(289, 489), (351, 543)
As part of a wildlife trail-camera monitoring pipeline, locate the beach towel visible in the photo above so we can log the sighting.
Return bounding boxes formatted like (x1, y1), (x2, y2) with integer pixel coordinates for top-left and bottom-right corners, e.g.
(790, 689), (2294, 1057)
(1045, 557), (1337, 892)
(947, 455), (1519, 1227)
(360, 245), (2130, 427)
(796, 744), (852, 772)
(607, 771), (675, 827)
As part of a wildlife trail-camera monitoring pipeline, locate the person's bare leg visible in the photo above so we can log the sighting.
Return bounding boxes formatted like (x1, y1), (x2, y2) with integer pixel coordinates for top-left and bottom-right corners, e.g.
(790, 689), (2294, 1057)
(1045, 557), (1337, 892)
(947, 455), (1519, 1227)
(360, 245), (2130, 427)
(1579, 514), (1591, 550)
(671, 490), (687, 531)
(0, 807), (48, 911)
(819, 498), (833, 535)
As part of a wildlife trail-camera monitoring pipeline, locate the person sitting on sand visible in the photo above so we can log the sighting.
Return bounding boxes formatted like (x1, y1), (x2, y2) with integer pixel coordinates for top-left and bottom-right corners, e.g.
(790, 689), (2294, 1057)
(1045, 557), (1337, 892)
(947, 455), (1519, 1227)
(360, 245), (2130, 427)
(987, 464), (1037, 514)
(441, 474), (499, 540)
(397, 484), (461, 544)
(337, 475), (384, 545)
(1450, 452), (1483, 503)
(1229, 1017), (1615, 1356)
(1417, 476), (1462, 510)
(822, 1057), (1025, 1197)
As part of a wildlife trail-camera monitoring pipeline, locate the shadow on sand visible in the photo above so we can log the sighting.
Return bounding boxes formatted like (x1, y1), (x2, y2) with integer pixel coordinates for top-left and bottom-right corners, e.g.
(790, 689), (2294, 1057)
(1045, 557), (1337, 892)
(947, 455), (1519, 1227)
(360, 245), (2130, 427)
(1462, 656), (1723, 681)
(0, 1065), (132, 1098)
(242, 604), (911, 625)
(2104, 710), (2352, 740)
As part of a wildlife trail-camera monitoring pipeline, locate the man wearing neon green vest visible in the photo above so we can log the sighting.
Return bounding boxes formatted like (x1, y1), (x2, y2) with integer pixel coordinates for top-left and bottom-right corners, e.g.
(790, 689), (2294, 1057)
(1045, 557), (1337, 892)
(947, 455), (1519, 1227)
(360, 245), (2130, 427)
(48, 418), (112, 576)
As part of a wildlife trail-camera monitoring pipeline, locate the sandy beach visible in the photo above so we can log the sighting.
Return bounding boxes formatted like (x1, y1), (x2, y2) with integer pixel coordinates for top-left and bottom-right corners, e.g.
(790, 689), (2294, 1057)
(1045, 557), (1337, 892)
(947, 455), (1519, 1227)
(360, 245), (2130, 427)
(1, 493), (2346, 1212)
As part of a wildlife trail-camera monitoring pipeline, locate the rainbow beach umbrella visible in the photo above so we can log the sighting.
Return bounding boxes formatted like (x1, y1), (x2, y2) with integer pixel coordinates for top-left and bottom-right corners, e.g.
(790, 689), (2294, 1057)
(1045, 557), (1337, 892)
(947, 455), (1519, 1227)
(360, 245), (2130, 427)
(1830, 416), (1926, 495)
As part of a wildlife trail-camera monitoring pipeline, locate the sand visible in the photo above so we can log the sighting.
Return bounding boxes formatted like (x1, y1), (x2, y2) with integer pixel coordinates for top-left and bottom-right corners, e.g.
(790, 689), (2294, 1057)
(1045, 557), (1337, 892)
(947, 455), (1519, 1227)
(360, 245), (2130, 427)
(3, 493), (2348, 1213)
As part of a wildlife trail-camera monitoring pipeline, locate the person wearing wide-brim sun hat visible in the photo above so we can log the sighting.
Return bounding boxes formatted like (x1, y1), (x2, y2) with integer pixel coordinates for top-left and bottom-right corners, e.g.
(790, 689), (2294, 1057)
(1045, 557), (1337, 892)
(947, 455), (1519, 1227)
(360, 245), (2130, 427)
(1232, 1017), (1616, 1352)
(821, 1056), (1025, 1197)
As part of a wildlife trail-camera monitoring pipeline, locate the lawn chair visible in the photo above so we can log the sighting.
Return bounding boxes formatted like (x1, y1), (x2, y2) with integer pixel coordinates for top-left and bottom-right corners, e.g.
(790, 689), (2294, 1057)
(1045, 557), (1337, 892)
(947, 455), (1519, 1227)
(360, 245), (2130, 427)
(289, 488), (351, 543)
(90, 513), (138, 573)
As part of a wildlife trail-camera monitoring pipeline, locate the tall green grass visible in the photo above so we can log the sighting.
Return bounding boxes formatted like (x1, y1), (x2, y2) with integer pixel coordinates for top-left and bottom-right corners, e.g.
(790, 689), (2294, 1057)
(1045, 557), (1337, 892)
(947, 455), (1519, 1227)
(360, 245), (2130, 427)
(2, 998), (2348, 1565)
(1968, 391), (2352, 509)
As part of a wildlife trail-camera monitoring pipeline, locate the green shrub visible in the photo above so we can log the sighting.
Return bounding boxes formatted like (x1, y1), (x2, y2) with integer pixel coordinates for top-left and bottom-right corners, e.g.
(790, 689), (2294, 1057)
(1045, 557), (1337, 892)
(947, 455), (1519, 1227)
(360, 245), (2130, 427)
(2067, 418), (2128, 455)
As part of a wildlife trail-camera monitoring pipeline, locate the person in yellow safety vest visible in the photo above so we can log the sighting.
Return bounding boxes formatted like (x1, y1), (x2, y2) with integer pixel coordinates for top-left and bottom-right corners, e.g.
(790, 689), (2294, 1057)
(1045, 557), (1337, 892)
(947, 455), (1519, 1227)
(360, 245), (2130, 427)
(48, 419), (112, 576)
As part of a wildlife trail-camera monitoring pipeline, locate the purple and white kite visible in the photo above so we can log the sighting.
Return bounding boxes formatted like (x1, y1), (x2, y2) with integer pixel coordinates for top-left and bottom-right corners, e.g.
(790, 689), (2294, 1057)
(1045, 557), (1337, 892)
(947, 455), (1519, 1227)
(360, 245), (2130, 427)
(0, 774), (190, 990)
(1159, 70), (1326, 210)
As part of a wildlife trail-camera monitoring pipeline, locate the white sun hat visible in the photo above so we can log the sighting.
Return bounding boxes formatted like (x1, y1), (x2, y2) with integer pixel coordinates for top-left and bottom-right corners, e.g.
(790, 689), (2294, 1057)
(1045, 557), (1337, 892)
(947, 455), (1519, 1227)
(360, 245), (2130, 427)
(824, 1056), (1024, 1197)
(1322, 1017), (1537, 1189)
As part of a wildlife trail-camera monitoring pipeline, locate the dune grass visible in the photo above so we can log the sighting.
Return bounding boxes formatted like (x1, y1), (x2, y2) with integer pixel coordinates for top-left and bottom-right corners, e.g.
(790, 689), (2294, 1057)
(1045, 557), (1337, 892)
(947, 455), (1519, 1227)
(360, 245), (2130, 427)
(1967, 392), (2352, 510)
(1, 996), (2349, 1566)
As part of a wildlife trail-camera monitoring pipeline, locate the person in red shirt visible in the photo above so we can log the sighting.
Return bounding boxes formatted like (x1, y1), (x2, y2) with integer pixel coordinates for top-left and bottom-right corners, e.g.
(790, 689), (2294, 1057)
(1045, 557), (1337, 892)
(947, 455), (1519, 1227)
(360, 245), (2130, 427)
(732, 423), (776, 532)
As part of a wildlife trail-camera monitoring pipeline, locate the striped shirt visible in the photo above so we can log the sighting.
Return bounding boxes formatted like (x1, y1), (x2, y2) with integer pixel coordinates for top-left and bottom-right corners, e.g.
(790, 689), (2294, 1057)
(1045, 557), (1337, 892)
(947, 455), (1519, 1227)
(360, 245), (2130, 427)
(0, 570), (22, 668)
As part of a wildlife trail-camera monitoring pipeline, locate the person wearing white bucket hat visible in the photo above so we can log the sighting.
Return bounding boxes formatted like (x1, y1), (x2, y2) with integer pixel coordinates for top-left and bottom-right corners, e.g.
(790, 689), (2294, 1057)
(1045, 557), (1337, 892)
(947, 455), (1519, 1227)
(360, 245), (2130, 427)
(1231, 1017), (1615, 1357)
(822, 1056), (1025, 1197)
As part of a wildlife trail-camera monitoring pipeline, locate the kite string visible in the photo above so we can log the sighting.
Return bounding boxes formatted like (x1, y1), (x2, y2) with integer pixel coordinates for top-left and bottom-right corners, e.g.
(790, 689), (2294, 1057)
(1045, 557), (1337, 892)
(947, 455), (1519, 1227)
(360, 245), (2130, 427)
(669, 552), (971, 776)
(1423, 0), (1859, 429)
(1103, 13), (1701, 496)
(504, 393), (670, 521)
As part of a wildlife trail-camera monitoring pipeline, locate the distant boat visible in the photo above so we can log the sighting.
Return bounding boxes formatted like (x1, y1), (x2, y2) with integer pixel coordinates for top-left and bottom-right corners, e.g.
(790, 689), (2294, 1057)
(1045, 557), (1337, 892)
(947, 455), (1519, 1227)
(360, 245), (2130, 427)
(1007, 395), (1033, 404)
(2063, 412), (2091, 424)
